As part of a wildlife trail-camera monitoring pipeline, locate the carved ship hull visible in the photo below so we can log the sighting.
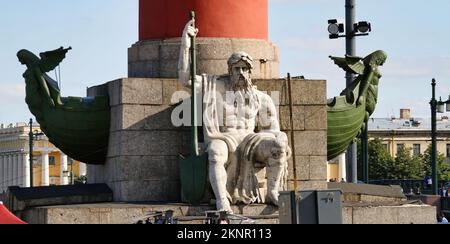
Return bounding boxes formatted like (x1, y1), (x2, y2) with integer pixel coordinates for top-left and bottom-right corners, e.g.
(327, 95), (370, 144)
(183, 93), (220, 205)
(327, 96), (366, 161)
(31, 94), (110, 165)
(19, 48), (110, 165)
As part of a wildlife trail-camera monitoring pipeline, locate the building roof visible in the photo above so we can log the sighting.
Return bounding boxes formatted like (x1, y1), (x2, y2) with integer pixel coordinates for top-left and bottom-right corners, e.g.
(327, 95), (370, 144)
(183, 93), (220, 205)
(368, 117), (450, 132)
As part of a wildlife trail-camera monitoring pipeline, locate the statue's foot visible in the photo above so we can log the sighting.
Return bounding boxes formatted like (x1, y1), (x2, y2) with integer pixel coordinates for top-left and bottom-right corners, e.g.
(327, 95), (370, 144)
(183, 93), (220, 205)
(217, 199), (233, 214)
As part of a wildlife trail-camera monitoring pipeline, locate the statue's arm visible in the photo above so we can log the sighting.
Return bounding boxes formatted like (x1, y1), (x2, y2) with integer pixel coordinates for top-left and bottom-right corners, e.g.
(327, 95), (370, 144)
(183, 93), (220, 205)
(258, 92), (281, 133)
(178, 20), (202, 89)
(35, 70), (55, 107)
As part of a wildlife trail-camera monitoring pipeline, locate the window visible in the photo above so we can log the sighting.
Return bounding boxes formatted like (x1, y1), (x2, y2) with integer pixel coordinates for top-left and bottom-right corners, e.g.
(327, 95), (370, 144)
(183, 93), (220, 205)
(413, 144), (421, 156)
(49, 156), (56, 166)
(447, 144), (450, 158)
(382, 143), (390, 153)
(396, 144), (405, 154)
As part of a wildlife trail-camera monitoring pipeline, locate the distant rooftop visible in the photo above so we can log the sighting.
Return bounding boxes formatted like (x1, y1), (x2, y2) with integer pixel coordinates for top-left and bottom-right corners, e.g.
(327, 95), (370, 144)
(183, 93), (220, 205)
(368, 117), (450, 131)
(0, 122), (40, 130)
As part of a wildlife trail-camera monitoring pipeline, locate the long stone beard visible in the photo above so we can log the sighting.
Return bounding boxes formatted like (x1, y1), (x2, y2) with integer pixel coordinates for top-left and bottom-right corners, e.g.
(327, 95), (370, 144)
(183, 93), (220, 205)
(231, 75), (253, 93)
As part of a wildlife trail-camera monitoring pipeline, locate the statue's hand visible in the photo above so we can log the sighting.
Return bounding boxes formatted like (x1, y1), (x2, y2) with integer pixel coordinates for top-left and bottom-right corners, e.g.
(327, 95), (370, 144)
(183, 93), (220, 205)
(182, 20), (199, 49)
(183, 20), (199, 38)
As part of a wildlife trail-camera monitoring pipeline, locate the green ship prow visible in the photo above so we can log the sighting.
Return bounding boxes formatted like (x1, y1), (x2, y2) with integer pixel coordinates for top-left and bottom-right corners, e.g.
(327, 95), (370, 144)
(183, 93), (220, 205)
(327, 50), (387, 161)
(18, 47), (110, 165)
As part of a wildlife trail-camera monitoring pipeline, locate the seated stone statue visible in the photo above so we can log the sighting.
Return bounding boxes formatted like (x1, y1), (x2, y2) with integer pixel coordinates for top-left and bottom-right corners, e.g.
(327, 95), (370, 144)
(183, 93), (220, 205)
(178, 20), (291, 212)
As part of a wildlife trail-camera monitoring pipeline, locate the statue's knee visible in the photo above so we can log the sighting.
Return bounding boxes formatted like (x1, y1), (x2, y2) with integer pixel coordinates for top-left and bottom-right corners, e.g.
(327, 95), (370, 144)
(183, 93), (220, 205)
(275, 132), (289, 146)
(208, 140), (228, 164)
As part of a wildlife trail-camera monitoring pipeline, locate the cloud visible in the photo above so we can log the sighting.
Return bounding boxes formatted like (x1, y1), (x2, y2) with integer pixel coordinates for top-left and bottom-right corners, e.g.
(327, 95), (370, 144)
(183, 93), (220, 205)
(0, 83), (25, 99)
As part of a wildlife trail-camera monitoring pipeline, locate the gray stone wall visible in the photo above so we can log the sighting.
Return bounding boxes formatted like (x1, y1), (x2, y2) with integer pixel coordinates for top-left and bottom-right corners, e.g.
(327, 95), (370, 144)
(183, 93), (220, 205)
(342, 205), (437, 224)
(88, 78), (327, 202)
(255, 79), (328, 191)
(129, 38), (279, 79)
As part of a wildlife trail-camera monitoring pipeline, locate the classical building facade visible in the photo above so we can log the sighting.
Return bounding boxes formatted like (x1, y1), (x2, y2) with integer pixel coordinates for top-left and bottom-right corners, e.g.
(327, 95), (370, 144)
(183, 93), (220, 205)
(0, 122), (87, 193)
(369, 109), (450, 160)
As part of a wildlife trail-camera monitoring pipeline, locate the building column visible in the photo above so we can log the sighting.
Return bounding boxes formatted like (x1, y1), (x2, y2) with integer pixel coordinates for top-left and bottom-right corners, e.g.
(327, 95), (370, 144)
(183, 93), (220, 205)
(23, 154), (30, 188)
(79, 162), (87, 177)
(60, 154), (69, 185)
(16, 154), (22, 187)
(339, 153), (347, 182)
(12, 154), (17, 186)
(41, 152), (50, 186)
(0, 155), (5, 192)
(6, 155), (12, 188)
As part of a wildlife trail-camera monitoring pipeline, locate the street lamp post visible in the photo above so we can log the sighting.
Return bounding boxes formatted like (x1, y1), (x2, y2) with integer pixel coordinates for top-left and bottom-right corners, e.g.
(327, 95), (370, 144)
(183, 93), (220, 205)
(28, 119), (33, 187)
(429, 78), (447, 196)
(328, 0), (372, 183)
(28, 118), (45, 188)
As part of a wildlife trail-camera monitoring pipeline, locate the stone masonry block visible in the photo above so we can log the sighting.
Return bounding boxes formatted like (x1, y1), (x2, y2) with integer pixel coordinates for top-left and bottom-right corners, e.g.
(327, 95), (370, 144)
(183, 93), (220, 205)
(107, 131), (184, 157)
(159, 59), (179, 78)
(342, 207), (354, 225)
(121, 78), (163, 105)
(304, 106), (327, 130)
(294, 131), (327, 156)
(108, 78), (163, 106)
(112, 156), (179, 182)
(297, 180), (328, 191)
(292, 80), (327, 105)
(113, 180), (180, 202)
(110, 105), (144, 132)
(129, 60), (161, 78)
(255, 79), (288, 106)
(397, 206), (437, 224)
(128, 39), (280, 79)
(287, 180), (328, 191)
(196, 59), (230, 76)
(160, 43), (181, 61)
(137, 41), (161, 61)
(111, 105), (181, 132)
(256, 61), (280, 80)
(309, 156), (328, 180)
(128, 45), (139, 63)
(352, 206), (398, 224)
(231, 39), (277, 61)
(196, 38), (233, 60)
(279, 106), (305, 131)
(288, 156), (310, 181)
(108, 79), (122, 107)
(162, 79), (190, 105)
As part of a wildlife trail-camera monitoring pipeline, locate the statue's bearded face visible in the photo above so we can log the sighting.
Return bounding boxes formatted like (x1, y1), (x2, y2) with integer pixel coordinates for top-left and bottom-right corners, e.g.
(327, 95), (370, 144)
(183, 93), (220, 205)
(229, 60), (252, 92)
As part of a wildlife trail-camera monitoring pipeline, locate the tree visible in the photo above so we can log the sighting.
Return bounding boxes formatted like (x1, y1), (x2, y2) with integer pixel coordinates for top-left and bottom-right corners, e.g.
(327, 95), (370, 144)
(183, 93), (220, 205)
(358, 138), (394, 180)
(421, 144), (450, 181)
(391, 146), (423, 180)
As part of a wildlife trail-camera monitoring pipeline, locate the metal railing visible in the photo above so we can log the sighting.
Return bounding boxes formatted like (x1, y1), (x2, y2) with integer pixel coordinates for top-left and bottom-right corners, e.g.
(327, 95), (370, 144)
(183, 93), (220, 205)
(370, 179), (448, 195)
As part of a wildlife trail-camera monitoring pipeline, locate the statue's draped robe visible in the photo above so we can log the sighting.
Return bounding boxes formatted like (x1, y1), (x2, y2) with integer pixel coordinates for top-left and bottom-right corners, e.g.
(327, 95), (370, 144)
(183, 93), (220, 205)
(201, 74), (288, 204)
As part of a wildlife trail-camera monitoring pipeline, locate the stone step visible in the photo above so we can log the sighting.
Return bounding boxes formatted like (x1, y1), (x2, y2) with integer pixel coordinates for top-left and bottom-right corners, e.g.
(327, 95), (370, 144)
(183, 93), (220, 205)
(20, 202), (279, 224)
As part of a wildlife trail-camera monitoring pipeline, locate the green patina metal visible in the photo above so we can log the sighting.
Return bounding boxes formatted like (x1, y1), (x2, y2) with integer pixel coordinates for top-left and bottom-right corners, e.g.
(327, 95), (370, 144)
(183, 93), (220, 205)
(179, 11), (208, 204)
(18, 47), (110, 165)
(327, 50), (387, 160)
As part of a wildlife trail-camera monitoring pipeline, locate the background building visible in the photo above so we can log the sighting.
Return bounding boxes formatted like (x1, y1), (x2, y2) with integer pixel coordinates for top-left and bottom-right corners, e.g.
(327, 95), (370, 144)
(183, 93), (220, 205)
(369, 109), (450, 161)
(0, 122), (87, 194)
(327, 109), (450, 182)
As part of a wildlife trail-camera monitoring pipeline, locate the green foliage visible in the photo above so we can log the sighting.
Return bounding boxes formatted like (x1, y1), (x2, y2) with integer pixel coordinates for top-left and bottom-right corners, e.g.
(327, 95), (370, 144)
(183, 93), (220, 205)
(359, 139), (450, 181)
(391, 146), (423, 180)
(421, 145), (450, 181)
(367, 139), (393, 179)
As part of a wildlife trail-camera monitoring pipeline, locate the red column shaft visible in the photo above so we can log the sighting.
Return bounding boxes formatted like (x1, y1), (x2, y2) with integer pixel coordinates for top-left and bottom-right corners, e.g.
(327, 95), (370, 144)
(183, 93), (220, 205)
(139, 0), (268, 40)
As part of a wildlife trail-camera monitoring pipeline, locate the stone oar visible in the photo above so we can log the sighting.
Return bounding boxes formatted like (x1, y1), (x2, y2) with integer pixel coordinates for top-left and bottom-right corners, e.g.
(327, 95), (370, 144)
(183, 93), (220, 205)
(179, 11), (208, 204)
